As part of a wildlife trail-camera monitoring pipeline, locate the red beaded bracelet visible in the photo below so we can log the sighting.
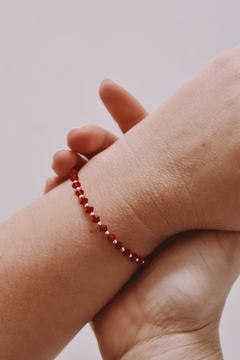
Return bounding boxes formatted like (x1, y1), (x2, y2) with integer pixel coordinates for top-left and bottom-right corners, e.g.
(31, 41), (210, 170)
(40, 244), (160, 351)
(69, 168), (151, 266)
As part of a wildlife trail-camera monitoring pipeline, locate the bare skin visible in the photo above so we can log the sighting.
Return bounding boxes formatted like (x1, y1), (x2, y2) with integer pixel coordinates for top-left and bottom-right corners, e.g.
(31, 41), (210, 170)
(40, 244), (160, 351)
(92, 229), (240, 360)
(44, 78), (149, 193)
(0, 80), (150, 360)
(50, 46), (240, 236)
(1, 46), (240, 359)
(49, 81), (240, 360)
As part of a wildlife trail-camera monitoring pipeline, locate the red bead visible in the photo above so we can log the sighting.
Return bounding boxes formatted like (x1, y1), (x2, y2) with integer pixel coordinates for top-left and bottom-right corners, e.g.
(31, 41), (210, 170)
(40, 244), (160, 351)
(137, 256), (144, 265)
(115, 242), (123, 250)
(73, 165), (81, 172)
(99, 224), (107, 232)
(75, 189), (84, 196)
(76, 189), (84, 197)
(86, 206), (94, 214)
(142, 256), (151, 267)
(70, 174), (78, 181)
(130, 253), (137, 262)
(92, 215), (100, 223)
(80, 197), (88, 205)
(69, 173), (147, 266)
(107, 234), (115, 242)
(72, 181), (81, 189)
(69, 169), (78, 176)
(123, 248), (130, 257)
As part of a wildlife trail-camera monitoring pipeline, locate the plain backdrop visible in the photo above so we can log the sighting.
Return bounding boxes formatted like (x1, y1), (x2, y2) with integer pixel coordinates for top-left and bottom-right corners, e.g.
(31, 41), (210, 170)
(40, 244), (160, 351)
(0, 1), (240, 359)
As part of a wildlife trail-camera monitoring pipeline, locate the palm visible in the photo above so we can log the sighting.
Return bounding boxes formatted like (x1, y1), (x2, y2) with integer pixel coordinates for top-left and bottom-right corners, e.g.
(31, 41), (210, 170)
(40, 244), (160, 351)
(92, 230), (240, 359)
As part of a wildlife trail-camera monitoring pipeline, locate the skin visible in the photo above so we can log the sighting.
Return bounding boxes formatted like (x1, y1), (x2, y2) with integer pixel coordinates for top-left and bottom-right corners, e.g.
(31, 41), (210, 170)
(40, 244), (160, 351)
(1, 46), (240, 359)
(93, 229), (240, 360)
(50, 46), (240, 236)
(48, 81), (240, 359)
(44, 78), (149, 192)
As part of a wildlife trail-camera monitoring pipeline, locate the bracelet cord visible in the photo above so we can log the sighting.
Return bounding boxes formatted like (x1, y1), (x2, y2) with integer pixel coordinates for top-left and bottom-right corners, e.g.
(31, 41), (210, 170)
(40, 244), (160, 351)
(69, 168), (151, 267)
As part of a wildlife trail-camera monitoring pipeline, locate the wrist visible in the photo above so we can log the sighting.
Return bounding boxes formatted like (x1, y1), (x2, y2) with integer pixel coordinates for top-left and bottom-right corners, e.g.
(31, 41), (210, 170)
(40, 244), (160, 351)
(120, 330), (223, 360)
(79, 128), (193, 257)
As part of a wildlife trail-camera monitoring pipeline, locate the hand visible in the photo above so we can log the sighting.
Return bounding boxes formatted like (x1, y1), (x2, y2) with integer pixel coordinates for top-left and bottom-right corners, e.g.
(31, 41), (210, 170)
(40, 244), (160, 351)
(44, 79), (148, 194)
(41, 51), (240, 359)
(92, 229), (240, 359)
(46, 46), (240, 263)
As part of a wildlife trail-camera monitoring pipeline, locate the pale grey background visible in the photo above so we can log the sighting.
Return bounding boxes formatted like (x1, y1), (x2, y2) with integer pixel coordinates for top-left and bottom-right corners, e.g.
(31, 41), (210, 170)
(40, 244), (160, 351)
(0, 1), (239, 358)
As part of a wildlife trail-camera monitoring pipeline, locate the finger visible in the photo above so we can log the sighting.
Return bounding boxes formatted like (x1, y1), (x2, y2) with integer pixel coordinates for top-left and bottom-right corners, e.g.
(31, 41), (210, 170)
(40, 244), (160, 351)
(52, 150), (87, 179)
(92, 230), (240, 351)
(99, 79), (149, 133)
(44, 176), (63, 194)
(67, 125), (118, 159)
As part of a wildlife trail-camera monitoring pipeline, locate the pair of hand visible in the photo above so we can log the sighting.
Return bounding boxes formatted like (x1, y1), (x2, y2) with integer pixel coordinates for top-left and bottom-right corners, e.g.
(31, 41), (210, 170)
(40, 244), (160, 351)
(44, 76), (240, 359)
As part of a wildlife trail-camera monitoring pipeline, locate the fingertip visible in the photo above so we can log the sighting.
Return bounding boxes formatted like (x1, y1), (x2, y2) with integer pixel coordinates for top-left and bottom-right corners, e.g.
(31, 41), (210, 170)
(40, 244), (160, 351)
(52, 149), (87, 179)
(67, 126), (96, 152)
(52, 149), (69, 174)
(99, 79), (117, 100)
(67, 125), (92, 142)
(52, 149), (67, 162)
(67, 125), (118, 157)
(100, 79), (114, 87)
(67, 126), (93, 138)
(67, 127), (79, 138)
(99, 80), (149, 133)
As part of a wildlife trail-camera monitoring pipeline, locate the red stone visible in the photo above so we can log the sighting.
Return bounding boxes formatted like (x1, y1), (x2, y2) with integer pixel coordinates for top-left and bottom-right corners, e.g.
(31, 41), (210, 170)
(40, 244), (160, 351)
(72, 181), (81, 189)
(92, 215), (100, 223)
(115, 242), (123, 250)
(142, 256), (151, 267)
(99, 224), (107, 232)
(70, 174), (78, 181)
(137, 256), (144, 265)
(86, 206), (94, 214)
(80, 197), (88, 205)
(107, 234), (115, 242)
(130, 253), (137, 262)
(69, 169), (78, 176)
(123, 248), (130, 257)
(76, 189), (84, 197)
(73, 165), (81, 172)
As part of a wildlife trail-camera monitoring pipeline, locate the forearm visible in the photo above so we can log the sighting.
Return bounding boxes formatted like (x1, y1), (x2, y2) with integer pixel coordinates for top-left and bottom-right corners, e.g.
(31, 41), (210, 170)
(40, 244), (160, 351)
(0, 140), (182, 360)
(0, 177), (129, 358)
(2, 47), (238, 359)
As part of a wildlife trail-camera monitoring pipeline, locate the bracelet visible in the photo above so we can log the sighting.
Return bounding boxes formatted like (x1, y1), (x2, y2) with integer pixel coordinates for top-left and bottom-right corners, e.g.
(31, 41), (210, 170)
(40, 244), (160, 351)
(69, 168), (151, 266)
